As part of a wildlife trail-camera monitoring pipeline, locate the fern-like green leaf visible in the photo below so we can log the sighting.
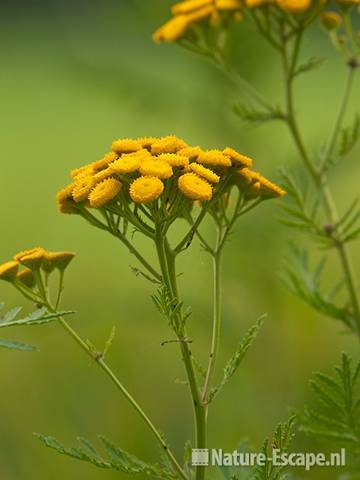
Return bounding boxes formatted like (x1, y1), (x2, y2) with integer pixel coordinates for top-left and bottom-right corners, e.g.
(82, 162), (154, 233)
(36, 434), (177, 479)
(209, 317), (264, 402)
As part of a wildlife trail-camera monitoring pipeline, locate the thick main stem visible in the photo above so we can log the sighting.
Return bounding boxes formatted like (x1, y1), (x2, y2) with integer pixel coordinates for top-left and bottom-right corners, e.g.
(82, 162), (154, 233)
(49, 312), (187, 480)
(154, 228), (206, 480)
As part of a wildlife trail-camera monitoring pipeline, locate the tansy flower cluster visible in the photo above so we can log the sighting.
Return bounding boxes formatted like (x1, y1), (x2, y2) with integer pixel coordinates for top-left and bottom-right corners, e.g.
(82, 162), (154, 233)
(153, 0), (359, 44)
(0, 247), (75, 302)
(153, 0), (243, 43)
(56, 135), (285, 218)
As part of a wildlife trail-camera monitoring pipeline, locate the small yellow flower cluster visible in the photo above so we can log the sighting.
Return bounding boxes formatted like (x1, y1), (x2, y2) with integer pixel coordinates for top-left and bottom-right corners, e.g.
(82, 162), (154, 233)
(153, 0), (242, 43)
(237, 168), (286, 198)
(153, 0), (359, 38)
(57, 135), (284, 213)
(0, 248), (75, 285)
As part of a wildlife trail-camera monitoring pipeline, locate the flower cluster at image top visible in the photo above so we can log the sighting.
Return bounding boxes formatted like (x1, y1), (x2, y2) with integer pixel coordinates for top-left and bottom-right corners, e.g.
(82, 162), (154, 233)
(153, 0), (359, 43)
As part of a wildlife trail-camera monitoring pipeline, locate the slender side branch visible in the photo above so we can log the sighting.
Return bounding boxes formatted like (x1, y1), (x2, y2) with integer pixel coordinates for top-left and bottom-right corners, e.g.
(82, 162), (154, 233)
(53, 311), (187, 480)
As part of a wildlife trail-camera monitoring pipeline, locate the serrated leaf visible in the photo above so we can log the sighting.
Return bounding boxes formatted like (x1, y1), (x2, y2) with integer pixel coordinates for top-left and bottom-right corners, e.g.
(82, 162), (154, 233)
(233, 103), (284, 126)
(210, 317), (264, 402)
(36, 434), (176, 479)
(0, 306), (23, 324)
(0, 309), (74, 329)
(294, 56), (326, 77)
(0, 338), (38, 352)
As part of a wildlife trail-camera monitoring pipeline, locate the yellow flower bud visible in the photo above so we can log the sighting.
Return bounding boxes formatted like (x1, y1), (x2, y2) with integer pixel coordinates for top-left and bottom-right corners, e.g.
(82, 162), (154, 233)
(321, 11), (342, 30)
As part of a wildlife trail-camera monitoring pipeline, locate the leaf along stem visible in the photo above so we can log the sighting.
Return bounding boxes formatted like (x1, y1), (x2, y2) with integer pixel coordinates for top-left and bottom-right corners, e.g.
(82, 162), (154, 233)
(280, 29), (360, 333)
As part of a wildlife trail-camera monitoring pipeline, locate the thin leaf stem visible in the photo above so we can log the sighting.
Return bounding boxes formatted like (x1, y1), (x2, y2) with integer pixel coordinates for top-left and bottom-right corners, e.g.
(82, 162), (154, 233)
(201, 224), (223, 405)
(49, 308), (187, 480)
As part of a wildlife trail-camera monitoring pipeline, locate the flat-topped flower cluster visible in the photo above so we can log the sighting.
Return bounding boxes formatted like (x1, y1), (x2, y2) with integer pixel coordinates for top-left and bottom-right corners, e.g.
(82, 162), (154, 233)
(56, 135), (285, 216)
(153, 0), (358, 43)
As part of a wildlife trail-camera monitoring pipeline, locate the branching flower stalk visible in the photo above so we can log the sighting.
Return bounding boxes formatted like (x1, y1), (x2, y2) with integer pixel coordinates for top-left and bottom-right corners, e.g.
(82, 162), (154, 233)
(153, 0), (360, 337)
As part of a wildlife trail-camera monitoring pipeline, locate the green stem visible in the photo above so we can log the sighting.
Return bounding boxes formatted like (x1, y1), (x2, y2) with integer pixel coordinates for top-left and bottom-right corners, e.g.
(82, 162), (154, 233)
(50, 310), (187, 480)
(154, 227), (206, 480)
(201, 225), (223, 405)
(281, 31), (360, 333)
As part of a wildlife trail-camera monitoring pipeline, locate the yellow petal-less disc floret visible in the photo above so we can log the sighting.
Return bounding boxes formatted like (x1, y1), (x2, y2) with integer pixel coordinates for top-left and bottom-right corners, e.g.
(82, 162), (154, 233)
(45, 251), (76, 271)
(0, 261), (19, 282)
(72, 176), (96, 203)
(197, 149), (232, 167)
(153, 15), (190, 42)
(70, 165), (94, 180)
(93, 168), (115, 184)
(178, 172), (213, 201)
(178, 146), (203, 160)
(129, 176), (164, 204)
(88, 178), (122, 208)
(171, 0), (213, 14)
(109, 156), (142, 174)
(16, 268), (36, 288)
(245, 0), (268, 7)
(158, 153), (190, 167)
(139, 159), (173, 179)
(137, 137), (158, 149)
(151, 136), (188, 155)
(112, 138), (142, 154)
(19, 248), (46, 270)
(189, 163), (220, 183)
(56, 184), (78, 214)
(216, 0), (242, 10)
(223, 147), (253, 167)
(276, 0), (311, 12)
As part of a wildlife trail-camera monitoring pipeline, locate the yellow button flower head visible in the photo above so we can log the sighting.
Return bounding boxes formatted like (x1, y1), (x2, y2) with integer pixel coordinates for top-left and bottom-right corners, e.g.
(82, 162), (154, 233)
(88, 178), (122, 208)
(16, 268), (36, 288)
(70, 165), (94, 180)
(14, 247), (44, 262)
(157, 153), (190, 167)
(178, 172), (213, 201)
(258, 176), (286, 198)
(223, 147), (253, 167)
(215, 0), (242, 10)
(197, 149), (232, 167)
(130, 176), (164, 204)
(72, 176), (96, 203)
(178, 146), (203, 160)
(151, 136), (188, 155)
(236, 167), (253, 187)
(56, 184), (78, 214)
(153, 15), (190, 42)
(139, 159), (173, 179)
(171, 0), (213, 14)
(185, 5), (215, 22)
(19, 248), (46, 270)
(0, 261), (19, 282)
(45, 251), (76, 271)
(190, 163), (220, 183)
(112, 138), (142, 154)
(137, 137), (158, 149)
(245, 0), (267, 7)
(93, 168), (115, 184)
(110, 156), (142, 174)
(276, 0), (311, 13)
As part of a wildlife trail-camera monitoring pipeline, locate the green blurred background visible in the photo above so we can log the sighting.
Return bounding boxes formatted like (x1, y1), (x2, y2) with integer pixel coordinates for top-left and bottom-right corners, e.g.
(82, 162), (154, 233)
(1, 1), (359, 479)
